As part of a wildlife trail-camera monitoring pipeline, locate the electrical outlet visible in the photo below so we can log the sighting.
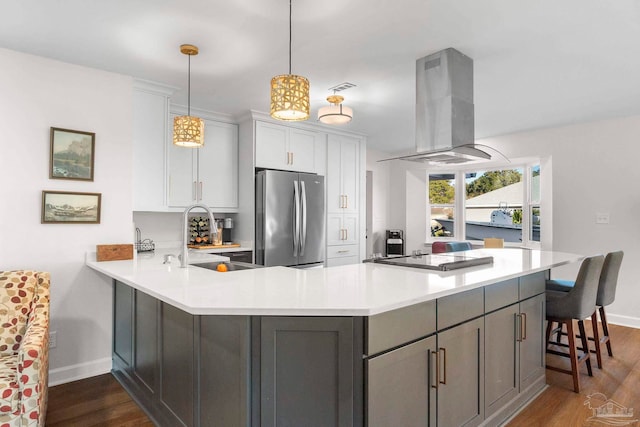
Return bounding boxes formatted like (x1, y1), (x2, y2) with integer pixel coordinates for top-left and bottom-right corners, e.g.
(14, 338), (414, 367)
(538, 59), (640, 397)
(596, 213), (610, 224)
(49, 331), (57, 349)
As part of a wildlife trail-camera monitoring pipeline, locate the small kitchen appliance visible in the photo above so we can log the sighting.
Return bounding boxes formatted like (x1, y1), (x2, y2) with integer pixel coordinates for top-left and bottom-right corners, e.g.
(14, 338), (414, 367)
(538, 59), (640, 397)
(222, 218), (234, 245)
(385, 229), (405, 256)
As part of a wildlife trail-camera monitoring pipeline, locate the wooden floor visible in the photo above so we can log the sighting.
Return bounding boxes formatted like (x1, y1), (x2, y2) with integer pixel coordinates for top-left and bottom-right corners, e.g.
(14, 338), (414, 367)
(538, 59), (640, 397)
(46, 322), (640, 426)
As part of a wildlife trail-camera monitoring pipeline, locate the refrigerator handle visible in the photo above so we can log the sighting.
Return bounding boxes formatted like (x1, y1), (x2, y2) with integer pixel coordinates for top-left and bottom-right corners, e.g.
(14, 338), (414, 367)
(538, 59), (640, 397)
(300, 180), (307, 256)
(293, 180), (300, 256)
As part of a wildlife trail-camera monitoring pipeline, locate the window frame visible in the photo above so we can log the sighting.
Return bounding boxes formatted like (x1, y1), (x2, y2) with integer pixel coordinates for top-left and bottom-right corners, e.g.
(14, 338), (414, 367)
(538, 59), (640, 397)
(426, 161), (542, 248)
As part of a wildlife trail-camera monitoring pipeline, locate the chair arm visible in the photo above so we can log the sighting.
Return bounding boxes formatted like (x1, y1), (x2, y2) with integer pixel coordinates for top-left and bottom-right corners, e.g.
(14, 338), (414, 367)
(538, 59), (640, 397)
(17, 308), (49, 425)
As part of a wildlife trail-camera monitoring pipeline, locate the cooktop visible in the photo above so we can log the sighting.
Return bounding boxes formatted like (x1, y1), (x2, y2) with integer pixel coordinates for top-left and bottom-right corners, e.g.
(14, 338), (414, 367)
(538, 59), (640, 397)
(372, 253), (494, 271)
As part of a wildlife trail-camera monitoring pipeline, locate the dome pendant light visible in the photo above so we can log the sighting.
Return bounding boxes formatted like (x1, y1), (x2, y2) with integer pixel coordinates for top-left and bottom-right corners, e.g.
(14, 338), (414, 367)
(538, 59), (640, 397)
(173, 44), (204, 148)
(270, 0), (310, 121)
(318, 94), (353, 125)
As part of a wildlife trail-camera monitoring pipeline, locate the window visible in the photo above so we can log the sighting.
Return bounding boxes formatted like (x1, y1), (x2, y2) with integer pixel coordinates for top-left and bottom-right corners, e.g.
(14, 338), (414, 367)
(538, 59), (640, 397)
(426, 162), (542, 246)
(429, 174), (455, 238)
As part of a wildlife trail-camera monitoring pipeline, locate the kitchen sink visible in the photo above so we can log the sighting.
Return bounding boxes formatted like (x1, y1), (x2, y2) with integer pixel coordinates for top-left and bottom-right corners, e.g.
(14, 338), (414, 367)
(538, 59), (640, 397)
(192, 261), (263, 272)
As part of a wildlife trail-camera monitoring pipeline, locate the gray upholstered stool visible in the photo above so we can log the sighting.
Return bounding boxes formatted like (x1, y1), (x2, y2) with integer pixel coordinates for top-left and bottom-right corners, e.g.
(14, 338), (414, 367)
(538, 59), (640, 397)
(546, 251), (624, 368)
(545, 255), (604, 393)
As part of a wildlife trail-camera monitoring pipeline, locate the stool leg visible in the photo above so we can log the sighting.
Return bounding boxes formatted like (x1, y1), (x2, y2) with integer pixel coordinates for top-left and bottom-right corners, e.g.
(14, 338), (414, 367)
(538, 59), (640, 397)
(578, 320), (593, 377)
(545, 319), (553, 350)
(566, 320), (581, 393)
(600, 306), (613, 357)
(555, 321), (563, 343)
(591, 312), (602, 369)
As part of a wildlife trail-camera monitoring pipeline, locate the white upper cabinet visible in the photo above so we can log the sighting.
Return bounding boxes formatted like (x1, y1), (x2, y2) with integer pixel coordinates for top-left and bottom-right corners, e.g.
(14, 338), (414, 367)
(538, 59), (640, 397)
(327, 134), (360, 215)
(255, 121), (320, 173)
(132, 82), (173, 211)
(168, 115), (239, 211)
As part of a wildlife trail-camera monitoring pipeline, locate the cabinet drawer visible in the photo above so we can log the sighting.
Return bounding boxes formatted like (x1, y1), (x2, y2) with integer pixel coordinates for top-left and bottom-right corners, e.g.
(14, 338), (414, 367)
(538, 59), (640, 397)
(327, 245), (359, 258)
(519, 271), (546, 300)
(485, 278), (519, 313)
(437, 287), (484, 330)
(366, 300), (436, 356)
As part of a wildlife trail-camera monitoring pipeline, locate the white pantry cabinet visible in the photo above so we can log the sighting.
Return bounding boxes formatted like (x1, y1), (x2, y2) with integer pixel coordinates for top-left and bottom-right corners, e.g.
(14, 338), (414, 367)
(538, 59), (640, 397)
(326, 134), (362, 266)
(255, 121), (321, 173)
(132, 81), (174, 211)
(168, 116), (238, 211)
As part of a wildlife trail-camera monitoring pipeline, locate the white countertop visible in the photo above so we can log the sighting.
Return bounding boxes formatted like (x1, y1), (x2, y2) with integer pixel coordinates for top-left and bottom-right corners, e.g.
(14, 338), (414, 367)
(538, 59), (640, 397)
(86, 248), (582, 316)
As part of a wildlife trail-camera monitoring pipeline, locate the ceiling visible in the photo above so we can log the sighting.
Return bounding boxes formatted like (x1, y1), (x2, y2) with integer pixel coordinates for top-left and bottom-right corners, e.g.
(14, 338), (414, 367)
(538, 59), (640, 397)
(2, 0), (640, 153)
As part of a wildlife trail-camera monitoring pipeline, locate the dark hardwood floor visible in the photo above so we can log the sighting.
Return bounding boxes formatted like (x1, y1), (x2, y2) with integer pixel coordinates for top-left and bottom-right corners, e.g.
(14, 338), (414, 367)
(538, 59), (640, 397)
(46, 322), (639, 426)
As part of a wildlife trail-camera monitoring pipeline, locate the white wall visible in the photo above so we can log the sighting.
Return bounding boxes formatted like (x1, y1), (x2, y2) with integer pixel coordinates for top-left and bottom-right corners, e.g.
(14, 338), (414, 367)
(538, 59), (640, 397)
(0, 48), (134, 384)
(366, 148), (391, 256)
(388, 115), (640, 327)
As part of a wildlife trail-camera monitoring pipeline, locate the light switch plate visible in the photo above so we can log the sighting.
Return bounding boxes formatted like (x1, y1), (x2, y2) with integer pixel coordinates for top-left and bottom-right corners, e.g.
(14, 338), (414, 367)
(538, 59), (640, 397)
(596, 213), (610, 224)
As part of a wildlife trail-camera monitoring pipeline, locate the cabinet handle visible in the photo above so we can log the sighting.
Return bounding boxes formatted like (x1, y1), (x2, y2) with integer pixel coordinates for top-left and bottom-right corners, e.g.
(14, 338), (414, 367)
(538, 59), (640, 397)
(337, 250), (349, 254)
(439, 347), (447, 385)
(193, 181), (197, 201)
(521, 312), (527, 341)
(291, 152), (294, 165)
(345, 228), (348, 241)
(516, 314), (523, 342)
(431, 350), (439, 389)
(345, 195), (348, 209)
(199, 181), (203, 201)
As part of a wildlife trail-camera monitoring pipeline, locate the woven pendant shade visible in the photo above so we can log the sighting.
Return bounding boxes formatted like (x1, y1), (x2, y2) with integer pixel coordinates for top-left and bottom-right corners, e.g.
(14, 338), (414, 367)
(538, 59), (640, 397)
(270, 74), (310, 121)
(173, 115), (204, 147)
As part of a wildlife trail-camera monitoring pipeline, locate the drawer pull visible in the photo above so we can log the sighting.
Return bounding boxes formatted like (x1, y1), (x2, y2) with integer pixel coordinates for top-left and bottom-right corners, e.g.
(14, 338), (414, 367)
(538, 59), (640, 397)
(431, 350), (439, 389)
(337, 250), (349, 254)
(439, 347), (447, 385)
(521, 312), (527, 341)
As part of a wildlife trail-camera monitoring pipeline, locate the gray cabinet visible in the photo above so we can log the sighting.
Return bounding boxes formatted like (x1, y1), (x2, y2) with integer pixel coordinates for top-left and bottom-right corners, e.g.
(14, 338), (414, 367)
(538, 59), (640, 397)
(367, 335), (437, 427)
(260, 317), (356, 427)
(484, 304), (519, 417)
(218, 250), (252, 263)
(519, 294), (545, 391)
(111, 280), (250, 427)
(436, 317), (485, 427)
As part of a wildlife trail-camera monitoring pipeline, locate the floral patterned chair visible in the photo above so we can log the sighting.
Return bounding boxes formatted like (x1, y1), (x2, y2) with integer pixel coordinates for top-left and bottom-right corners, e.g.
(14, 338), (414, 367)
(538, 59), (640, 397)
(0, 271), (50, 427)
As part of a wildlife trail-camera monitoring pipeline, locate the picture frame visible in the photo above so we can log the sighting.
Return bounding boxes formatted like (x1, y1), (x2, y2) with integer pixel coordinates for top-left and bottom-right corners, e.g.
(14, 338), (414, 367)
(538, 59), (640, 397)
(50, 127), (95, 181)
(41, 190), (101, 224)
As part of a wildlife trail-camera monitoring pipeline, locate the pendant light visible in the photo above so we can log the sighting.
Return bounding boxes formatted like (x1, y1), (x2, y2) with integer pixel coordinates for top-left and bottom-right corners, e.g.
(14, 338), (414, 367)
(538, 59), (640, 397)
(173, 44), (204, 148)
(318, 93), (353, 124)
(270, 0), (310, 121)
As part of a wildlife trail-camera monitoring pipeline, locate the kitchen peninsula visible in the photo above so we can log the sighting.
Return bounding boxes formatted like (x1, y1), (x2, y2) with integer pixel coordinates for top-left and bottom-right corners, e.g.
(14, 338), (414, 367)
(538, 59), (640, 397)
(87, 248), (581, 427)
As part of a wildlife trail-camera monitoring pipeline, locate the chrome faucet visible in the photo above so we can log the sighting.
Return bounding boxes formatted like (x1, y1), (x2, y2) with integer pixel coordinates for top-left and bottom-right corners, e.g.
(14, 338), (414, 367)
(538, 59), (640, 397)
(181, 203), (217, 268)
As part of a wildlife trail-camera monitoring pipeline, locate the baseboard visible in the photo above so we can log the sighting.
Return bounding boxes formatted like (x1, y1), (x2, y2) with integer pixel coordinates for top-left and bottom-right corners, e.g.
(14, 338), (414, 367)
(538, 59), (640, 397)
(607, 313), (640, 329)
(48, 357), (112, 386)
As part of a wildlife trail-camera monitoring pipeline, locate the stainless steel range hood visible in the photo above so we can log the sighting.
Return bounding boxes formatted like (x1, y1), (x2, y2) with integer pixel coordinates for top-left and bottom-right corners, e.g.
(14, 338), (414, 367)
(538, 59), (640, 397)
(389, 48), (491, 164)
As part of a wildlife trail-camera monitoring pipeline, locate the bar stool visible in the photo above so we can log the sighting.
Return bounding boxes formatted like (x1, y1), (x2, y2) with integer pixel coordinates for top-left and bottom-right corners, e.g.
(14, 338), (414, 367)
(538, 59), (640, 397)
(545, 255), (604, 393)
(444, 241), (472, 252)
(546, 251), (624, 368)
(484, 238), (504, 248)
(432, 242), (447, 254)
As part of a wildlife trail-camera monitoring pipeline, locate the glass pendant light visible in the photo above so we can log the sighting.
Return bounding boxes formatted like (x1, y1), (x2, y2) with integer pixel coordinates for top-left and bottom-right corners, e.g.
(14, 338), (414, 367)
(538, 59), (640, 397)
(173, 44), (204, 147)
(270, 0), (310, 121)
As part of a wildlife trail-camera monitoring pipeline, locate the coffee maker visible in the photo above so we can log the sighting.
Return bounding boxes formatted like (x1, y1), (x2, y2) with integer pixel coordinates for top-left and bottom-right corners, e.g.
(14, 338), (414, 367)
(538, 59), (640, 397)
(222, 218), (234, 245)
(385, 230), (405, 256)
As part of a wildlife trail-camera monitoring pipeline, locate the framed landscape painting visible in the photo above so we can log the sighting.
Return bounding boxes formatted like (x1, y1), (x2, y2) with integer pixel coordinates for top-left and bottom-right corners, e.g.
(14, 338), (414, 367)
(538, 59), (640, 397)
(42, 190), (101, 224)
(50, 127), (95, 181)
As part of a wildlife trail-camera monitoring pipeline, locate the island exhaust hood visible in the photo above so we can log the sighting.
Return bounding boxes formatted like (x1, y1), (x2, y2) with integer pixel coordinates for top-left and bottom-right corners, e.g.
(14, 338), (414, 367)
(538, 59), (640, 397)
(387, 48), (492, 164)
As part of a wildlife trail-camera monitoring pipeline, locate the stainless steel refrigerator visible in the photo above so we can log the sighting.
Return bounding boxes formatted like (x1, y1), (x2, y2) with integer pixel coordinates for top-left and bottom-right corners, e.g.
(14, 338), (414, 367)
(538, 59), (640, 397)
(256, 170), (325, 268)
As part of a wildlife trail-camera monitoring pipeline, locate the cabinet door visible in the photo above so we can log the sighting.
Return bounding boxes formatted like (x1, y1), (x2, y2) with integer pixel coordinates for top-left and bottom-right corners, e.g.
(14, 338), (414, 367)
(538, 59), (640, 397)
(255, 121), (289, 170)
(343, 214), (358, 245)
(367, 335), (436, 427)
(261, 317), (354, 427)
(168, 114), (197, 207)
(199, 120), (238, 209)
(289, 128), (316, 173)
(326, 136), (343, 213)
(327, 213), (344, 246)
(437, 317), (484, 427)
(519, 294), (545, 392)
(133, 90), (169, 211)
(484, 304), (518, 418)
(339, 136), (359, 214)
(114, 281), (133, 372)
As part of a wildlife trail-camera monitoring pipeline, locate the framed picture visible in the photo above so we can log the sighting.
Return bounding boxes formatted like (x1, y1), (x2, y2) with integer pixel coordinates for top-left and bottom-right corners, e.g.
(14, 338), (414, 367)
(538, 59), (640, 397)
(50, 127), (95, 181)
(41, 191), (101, 224)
